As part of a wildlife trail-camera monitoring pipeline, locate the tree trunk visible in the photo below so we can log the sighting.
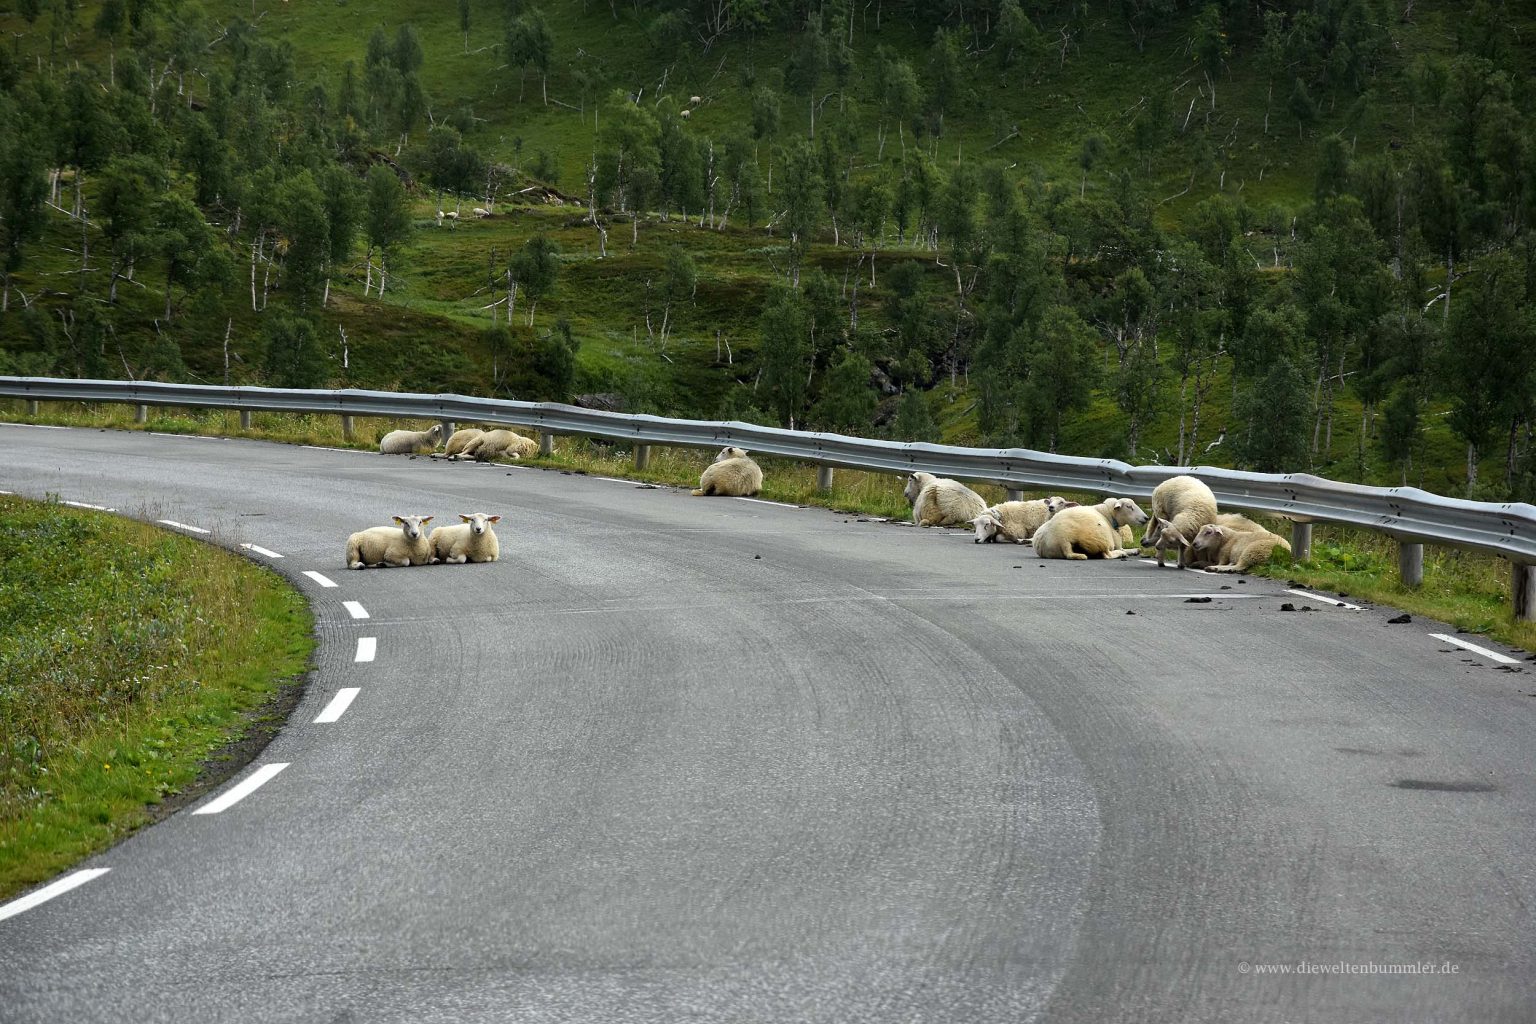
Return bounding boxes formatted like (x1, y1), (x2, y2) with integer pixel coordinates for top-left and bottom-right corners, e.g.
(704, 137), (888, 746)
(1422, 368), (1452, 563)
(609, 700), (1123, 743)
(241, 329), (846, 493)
(1177, 375), (1189, 465)
(1467, 441), (1478, 488)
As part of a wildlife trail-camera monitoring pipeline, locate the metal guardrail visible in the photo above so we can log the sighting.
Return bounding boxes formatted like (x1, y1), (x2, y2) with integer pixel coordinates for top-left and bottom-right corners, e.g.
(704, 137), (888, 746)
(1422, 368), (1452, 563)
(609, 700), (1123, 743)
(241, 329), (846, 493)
(3, 376), (1535, 617)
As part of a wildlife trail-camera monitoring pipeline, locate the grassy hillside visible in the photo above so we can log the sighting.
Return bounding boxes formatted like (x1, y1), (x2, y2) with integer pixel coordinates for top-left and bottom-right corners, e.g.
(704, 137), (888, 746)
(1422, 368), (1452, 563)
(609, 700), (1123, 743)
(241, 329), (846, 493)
(0, 1), (1532, 499)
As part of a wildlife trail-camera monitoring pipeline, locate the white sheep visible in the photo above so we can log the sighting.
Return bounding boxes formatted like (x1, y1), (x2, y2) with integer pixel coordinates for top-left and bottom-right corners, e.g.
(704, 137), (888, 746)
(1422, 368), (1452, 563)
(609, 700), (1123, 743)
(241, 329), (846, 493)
(1189, 522), (1292, 573)
(473, 207), (490, 218)
(430, 513), (501, 564)
(452, 428), (539, 461)
(971, 497), (1076, 544)
(1142, 475), (1219, 568)
(689, 95), (702, 106)
(904, 471), (987, 528)
(1086, 496), (1149, 555)
(679, 108), (691, 119)
(443, 210), (458, 220)
(430, 427), (485, 460)
(693, 446), (763, 496)
(1030, 506), (1127, 560)
(379, 423), (445, 455)
(346, 515), (434, 569)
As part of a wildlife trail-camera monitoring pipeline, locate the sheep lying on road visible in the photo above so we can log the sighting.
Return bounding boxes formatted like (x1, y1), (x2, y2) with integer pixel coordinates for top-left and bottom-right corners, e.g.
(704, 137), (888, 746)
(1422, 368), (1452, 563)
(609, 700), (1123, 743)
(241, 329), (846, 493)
(430, 513), (501, 564)
(693, 446), (763, 496)
(346, 515), (434, 569)
(971, 497), (1076, 544)
(452, 428), (539, 461)
(1143, 475), (1218, 568)
(1189, 523), (1292, 573)
(379, 423), (445, 455)
(905, 472), (987, 528)
(431, 428), (484, 460)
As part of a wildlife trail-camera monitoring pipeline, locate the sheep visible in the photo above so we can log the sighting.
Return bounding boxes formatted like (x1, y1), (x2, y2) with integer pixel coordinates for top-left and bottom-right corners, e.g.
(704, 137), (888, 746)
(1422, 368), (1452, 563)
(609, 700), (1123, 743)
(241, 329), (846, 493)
(679, 108), (691, 119)
(443, 210), (459, 220)
(346, 515), (434, 569)
(1188, 522), (1292, 573)
(1085, 496), (1150, 554)
(473, 207), (490, 218)
(430, 427), (485, 460)
(904, 472), (987, 528)
(379, 423), (445, 455)
(452, 428), (539, 462)
(971, 497), (1077, 544)
(430, 513), (501, 564)
(1142, 475), (1219, 568)
(692, 446), (763, 496)
(1031, 506), (1128, 560)
(689, 95), (702, 106)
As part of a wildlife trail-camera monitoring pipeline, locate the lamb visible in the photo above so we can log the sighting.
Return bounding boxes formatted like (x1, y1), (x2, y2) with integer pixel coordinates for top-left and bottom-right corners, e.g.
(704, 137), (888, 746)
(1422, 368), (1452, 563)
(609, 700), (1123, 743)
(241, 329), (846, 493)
(692, 446), (763, 496)
(1142, 475), (1219, 568)
(971, 497), (1077, 544)
(379, 423), (445, 455)
(1031, 506), (1128, 560)
(452, 428), (539, 462)
(432, 427), (485, 459)
(430, 513), (501, 564)
(1188, 522), (1292, 573)
(904, 472), (987, 528)
(345, 515), (434, 569)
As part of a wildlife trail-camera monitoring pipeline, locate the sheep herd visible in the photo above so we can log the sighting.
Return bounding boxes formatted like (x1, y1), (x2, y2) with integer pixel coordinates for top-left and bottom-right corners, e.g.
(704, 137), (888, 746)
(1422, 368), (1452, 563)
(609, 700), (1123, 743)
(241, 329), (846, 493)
(352, 425), (1290, 573)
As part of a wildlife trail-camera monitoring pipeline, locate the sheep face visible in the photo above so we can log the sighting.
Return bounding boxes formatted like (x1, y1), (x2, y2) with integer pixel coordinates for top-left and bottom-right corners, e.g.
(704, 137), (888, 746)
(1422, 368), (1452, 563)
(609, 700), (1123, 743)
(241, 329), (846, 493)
(392, 514), (433, 540)
(1046, 496), (1077, 515)
(903, 472), (934, 506)
(1191, 523), (1230, 560)
(459, 512), (502, 535)
(972, 512), (1003, 543)
(1108, 497), (1149, 527)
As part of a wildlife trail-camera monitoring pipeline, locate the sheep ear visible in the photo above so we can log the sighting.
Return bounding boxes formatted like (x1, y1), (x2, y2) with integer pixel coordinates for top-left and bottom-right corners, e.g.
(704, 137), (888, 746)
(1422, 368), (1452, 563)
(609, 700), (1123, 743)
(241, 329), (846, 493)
(460, 514), (472, 522)
(488, 515), (501, 523)
(421, 516), (434, 523)
(392, 516), (404, 525)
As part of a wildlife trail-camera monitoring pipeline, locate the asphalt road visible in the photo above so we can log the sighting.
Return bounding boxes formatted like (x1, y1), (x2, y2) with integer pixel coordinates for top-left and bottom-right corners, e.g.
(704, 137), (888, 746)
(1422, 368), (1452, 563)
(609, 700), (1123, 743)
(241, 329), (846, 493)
(1, 424), (1533, 1023)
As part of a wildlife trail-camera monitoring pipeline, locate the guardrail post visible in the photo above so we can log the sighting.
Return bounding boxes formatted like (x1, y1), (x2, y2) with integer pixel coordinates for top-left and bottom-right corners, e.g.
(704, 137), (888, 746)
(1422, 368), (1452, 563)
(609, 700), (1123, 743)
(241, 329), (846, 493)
(442, 420), (455, 442)
(1398, 542), (1424, 588)
(817, 465), (834, 492)
(341, 415), (355, 441)
(1514, 564), (1536, 622)
(539, 433), (554, 456)
(1006, 488), (1024, 502)
(134, 404), (147, 423)
(239, 410), (251, 430)
(634, 444), (651, 471)
(25, 400), (38, 415)
(1291, 522), (1313, 562)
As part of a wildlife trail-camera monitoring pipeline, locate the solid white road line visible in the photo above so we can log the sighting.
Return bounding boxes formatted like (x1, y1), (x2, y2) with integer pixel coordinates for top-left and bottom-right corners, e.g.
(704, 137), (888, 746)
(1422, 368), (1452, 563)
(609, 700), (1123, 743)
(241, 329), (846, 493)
(149, 432), (223, 440)
(0, 869), (111, 923)
(191, 763), (289, 815)
(302, 571), (338, 588)
(313, 688), (362, 724)
(735, 497), (801, 509)
(343, 601), (369, 619)
(300, 445), (368, 454)
(0, 422), (66, 429)
(1430, 633), (1520, 665)
(240, 543), (283, 559)
(1285, 588), (1362, 610)
(63, 500), (116, 512)
(355, 637), (377, 662)
(594, 476), (642, 484)
(157, 519), (210, 534)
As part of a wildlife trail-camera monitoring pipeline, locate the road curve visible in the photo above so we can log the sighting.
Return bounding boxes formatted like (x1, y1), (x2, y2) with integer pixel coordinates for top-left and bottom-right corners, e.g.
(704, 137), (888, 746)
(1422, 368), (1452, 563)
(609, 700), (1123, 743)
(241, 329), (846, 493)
(0, 424), (1532, 1023)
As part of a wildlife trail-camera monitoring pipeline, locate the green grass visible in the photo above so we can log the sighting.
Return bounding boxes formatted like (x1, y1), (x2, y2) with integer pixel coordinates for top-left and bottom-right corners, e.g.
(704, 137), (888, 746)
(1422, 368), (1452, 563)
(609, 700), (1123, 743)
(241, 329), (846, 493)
(6, 400), (1533, 654)
(0, 495), (314, 900)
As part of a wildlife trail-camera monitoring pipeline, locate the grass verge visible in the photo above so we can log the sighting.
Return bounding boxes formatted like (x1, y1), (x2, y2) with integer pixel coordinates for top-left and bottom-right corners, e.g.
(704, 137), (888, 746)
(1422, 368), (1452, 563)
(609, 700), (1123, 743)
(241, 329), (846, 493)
(6, 400), (1534, 655)
(0, 495), (314, 901)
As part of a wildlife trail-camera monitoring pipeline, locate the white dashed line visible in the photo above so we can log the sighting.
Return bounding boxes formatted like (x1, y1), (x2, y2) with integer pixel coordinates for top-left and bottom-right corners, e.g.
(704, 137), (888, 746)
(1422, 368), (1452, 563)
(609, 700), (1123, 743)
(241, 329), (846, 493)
(149, 432), (224, 441)
(594, 476), (642, 485)
(302, 571), (338, 588)
(313, 688), (361, 723)
(240, 543), (283, 559)
(191, 763), (289, 815)
(1285, 589), (1361, 610)
(63, 500), (116, 512)
(1430, 633), (1519, 665)
(0, 422), (66, 429)
(0, 869), (111, 923)
(0, 489), (11, 494)
(300, 445), (368, 454)
(735, 497), (801, 509)
(355, 637), (377, 662)
(157, 519), (210, 534)
(343, 601), (369, 620)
